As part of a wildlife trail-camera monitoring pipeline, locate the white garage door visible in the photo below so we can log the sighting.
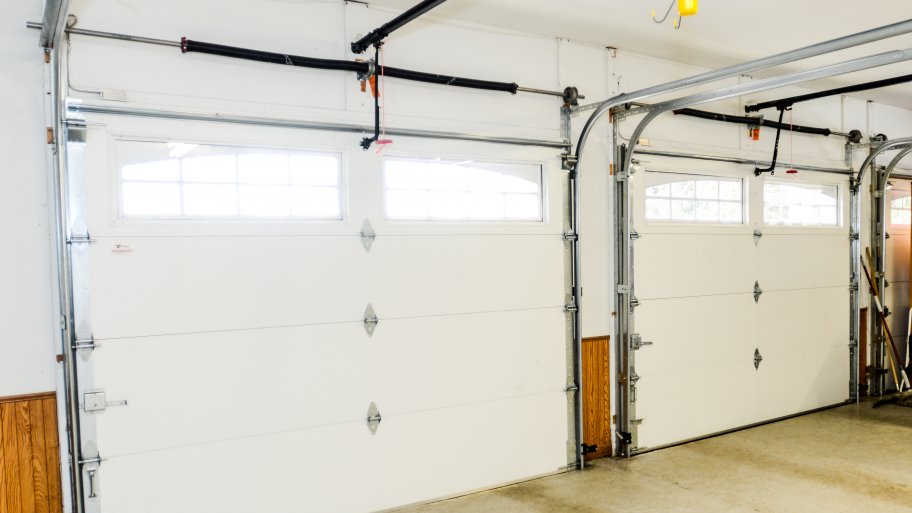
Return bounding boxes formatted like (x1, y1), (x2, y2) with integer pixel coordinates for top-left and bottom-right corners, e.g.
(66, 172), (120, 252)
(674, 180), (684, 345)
(67, 115), (572, 513)
(628, 160), (851, 451)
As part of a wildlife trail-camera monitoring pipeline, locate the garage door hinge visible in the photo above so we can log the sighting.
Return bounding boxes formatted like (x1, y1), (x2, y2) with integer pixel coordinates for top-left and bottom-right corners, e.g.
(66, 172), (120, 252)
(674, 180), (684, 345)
(82, 390), (128, 413)
(753, 281), (763, 303)
(564, 299), (579, 314)
(366, 401), (382, 435)
(565, 382), (579, 393)
(849, 281), (858, 292)
(615, 172), (628, 182)
(363, 304), (379, 337)
(360, 219), (376, 252)
(73, 335), (96, 353)
(754, 348), (763, 370)
(753, 229), (763, 246)
(630, 334), (653, 350)
(630, 229), (640, 241)
(562, 231), (578, 242)
(849, 231), (859, 241)
(629, 371), (640, 402)
(631, 418), (644, 426)
(67, 232), (96, 245)
(630, 295), (640, 309)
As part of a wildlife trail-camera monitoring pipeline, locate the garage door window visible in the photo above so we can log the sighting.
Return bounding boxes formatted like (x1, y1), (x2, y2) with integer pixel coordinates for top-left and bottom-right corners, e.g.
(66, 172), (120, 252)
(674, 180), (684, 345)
(384, 157), (543, 221)
(890, 195), (911, 225)
(117, 140), (342, 220)
(763, 181), (839, 227)
(644, 172), (744, 224)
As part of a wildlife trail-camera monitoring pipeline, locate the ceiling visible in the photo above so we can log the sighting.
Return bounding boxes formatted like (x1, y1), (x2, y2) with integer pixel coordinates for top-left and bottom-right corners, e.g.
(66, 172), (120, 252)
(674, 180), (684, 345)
(366, 0), (912, 108)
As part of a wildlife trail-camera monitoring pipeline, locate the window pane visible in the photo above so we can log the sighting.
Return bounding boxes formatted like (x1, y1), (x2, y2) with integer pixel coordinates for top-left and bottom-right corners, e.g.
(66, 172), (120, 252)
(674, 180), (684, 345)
(386, 189), (428, 219)
(385, 161), (427, 190)
(182, 155), (237, 183)
(645, 198), (671, 220)
(122, 160), (180, 182)
(238, 154), (290, 185)
(122, 182), (181, 216)
(290, 155), (339, 186)
(291, 187), (340, 218)
(671, 181), (695, 198)
(671, 199), (696, 221)
(504, 193), (541, 220)
(428, 164), (467, 192)
(695, 181), (719, 200)
(644, 172), (743, 224)
(719, 181), (741, 201)
(646, 184), (670, 197)
(695, 200), (720, 221)
(763, 182), (839, 227)
(183, 184), (237, 216)
(119, 140), (342, 220)
(384, 158), (543, 222)
(239, 185), (291, 217)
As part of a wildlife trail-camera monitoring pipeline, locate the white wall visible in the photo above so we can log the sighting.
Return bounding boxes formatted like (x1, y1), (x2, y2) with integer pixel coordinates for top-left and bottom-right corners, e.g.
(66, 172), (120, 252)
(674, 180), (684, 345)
(0, 0), (58, 397)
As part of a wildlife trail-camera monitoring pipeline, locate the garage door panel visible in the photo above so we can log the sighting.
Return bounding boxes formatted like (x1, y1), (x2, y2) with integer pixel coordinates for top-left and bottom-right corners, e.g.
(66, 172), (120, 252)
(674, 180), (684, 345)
(367, 235), (564, 318)
(754, 288), (849, 357)
(92, 322), (372, 457)
(96, 392), (567, 513)
(370, 309), (566, 415)
(885, 235), (911, 282)
(634, 295), (758, 377)
(751, 343), (849, 421)
(635, 234), (756, 299)
(755, 235), (847, 290)
(89, 236), (368, 340)
(635, 364), (761, 450)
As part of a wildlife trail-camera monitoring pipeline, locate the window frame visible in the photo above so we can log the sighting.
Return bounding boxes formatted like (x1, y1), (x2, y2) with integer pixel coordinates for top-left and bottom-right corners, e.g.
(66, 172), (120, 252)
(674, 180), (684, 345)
(380, 153), (548, 224)
(761, 178), (843, 229)
(640, 169), (749, 227)
(113, 137), (347, 224)
(888, 188), (912, 228)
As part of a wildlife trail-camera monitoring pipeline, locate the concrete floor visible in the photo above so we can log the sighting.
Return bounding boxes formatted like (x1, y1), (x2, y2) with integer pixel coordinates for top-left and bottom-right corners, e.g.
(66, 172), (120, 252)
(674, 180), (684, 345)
(397, 403), (912, 513)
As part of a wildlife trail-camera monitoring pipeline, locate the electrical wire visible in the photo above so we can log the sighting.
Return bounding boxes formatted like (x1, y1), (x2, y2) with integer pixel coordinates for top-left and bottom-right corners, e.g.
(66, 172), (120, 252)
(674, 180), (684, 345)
(652, 0), (676, 23)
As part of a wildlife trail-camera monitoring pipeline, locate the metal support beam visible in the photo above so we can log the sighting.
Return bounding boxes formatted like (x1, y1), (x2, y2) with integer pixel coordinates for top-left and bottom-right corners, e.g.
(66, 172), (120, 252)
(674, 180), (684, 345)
(351, 0), (448, 54)
(67, 103), (569, 150)
(38, 0), (68, 48)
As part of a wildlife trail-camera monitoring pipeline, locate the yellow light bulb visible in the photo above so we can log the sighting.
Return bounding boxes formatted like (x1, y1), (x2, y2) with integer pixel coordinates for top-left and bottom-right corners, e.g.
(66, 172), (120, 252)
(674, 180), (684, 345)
(678, 0), (698, 16)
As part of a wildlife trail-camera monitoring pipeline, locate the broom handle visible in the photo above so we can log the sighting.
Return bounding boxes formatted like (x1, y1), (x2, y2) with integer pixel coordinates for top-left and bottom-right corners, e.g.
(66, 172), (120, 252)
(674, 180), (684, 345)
(862, 249), (910, 390)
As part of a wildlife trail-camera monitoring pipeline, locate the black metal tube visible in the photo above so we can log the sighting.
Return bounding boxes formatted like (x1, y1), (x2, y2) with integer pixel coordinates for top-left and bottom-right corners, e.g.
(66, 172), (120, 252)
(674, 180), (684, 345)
(673, 107), (834, 136)
(754, 108), (787, 175)
(351, 0), (449, 54)
(181, 38), (518, 94)
(746, 72), (912, 112)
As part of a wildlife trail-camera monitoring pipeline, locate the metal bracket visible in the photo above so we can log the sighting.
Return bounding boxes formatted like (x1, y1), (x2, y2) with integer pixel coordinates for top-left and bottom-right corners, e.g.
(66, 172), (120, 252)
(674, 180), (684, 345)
(754, 348), (763, 370)
(754, 281), (763, 303)
(67, 232), (96, 245)
(82, 390), (128, 413)
(564, 298), (579, 314)
(629, 371), (640, 403)
(617, 431), (633, 444)
(562, 231), (578, 242)
(630, 229), (640, 241)
(617, 284), (631, 294)
(631, 418), (644, 426)
(849, 281), (859, 292)
(849, 230), (859, 241)
(630, 295), (640, 310)
(366, 401), (382, 435)
(615, 172), (628, 182)
(561, 153), (578, 171)
(363, 304), (379, 337)
(79, 449), (103, 499)
(360, 219), (376, 252)
(753, 229), (763, 246)
(630, 334), (653, 350)
(73, 335), (96, 351)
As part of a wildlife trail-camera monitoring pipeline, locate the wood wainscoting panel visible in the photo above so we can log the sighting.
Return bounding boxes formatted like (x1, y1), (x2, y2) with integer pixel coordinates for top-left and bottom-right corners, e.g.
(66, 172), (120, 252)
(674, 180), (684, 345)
(582, 336), (611, 461)
(0, 393), (62, 513)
